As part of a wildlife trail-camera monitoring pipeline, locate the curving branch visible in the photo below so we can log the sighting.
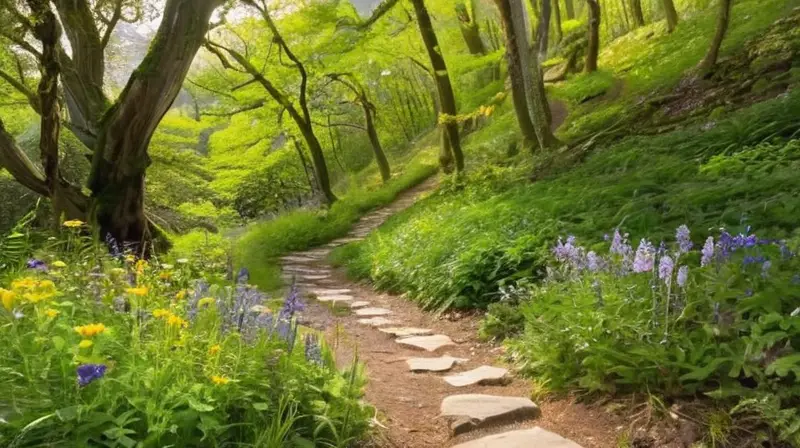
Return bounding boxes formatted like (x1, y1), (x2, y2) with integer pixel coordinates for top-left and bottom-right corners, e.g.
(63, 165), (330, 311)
(202, 100), (265, 117)
(100, 0), (122, 49)
(0, 68), (39, 113)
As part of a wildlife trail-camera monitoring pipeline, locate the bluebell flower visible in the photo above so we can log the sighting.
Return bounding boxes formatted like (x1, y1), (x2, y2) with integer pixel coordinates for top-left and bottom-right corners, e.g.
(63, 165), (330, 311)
(676, 225), (693, 254)
(26, 259), (47, 271)
(105, 233), (122, 258)
(304, 334), (323, 366)
(677, 265), (688, 288)
(237, 268), (250, 284)
(701, 237), (715, 267)
(633, 239), (655, 273)
(77, 364), (106, 387)
(586, 251), (601, 272)
(658, 255), (674, 284)
(280, 283), (304, 319)
(762, 260), (772, 278)
(779, 242), (794, 259)
(743, 255), (766, 266)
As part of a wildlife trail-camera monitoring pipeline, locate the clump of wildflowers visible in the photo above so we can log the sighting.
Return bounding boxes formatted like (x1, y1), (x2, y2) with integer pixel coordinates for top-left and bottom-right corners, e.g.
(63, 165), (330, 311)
(74, 323), (107, 338)
(633, 239), (656, 273)
(26, 259), (47, 271)
(701, 237), (714, 266)
(210, 375), (230, 386)
(677, 266), (689, 288)
(280, 283), (304, 319)
(77, 364), (106, 387)
(675, 225), (693, 254)
(658, 255), (674, 284)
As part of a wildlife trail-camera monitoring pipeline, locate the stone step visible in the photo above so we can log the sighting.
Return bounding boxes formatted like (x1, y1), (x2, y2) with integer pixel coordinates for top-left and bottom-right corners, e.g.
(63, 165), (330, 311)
(282, 274), (330, 281)
(357, 317), (396, 327)
(280, 255), (317, 263)
(378, 327), (433, 337)
(451, 427), (584, 448)
(313, 294), (353, 303)
(308, 288), (353, 296)
(443, 366), (509, 387)
(282, 266), (332, 275)
(396, 334), (454, 352)
(406, 356), (467, 372)
(348, 301), (371, 309)
(440, 394), (540, 436)
(354, 307), (393, 317)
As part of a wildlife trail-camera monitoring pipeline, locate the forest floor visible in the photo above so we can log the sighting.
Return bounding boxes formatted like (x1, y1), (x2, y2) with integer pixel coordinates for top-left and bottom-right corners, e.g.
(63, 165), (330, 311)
(280, 178), (625, 448)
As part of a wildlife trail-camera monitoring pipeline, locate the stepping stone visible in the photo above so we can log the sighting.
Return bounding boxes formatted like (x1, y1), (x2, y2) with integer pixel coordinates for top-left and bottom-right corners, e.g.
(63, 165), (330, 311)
(396, 334), (454, 352)
(452, 427), (583, 448)
(357, 317), (396, 327)
(280, 255), (316, 263)
(301, 249), (330, 258)
(331, 237), (363, 245)
(285, 274), (329, 281)
(348, 301), (370, 309)
(309, 288), (352, 296)
(354, 307), (392, 317)
(282, 266), (331, 275)
(379, 327), (433, 337)
(314, 294), (353, 303)
(440, 394), (540, 436)
(407, 356), (467, 372)
(443, 366), (509, 387)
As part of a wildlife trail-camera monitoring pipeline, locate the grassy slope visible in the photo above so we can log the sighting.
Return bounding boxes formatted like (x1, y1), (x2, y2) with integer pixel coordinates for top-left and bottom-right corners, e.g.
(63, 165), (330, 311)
(331, 1), (800, 311)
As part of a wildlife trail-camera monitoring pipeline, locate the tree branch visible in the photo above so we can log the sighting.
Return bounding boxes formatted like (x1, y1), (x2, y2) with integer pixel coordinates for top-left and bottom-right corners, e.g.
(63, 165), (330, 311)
(357, 0), (402, 30)
(0, 68), (39, 113)
(202, 100), (265, 117)
(0, 117), (48, 196)
(100, 0), (123, 49)
(185, 77), (236, 100)
(312, 120), (366, 131)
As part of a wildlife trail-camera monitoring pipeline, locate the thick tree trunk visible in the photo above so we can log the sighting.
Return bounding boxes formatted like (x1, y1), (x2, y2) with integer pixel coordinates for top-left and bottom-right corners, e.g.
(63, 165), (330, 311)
(456, 1), (488, 55)
(585, 0), (601, 73)
(564, 0), (575, 19)
(89, 0), (221, 252)
(697, 0), (732, 74)
(553, 0), (563, 44)
(630, 0), (645, 27)
(535, 0), (552, 61)
(297, 124), (336, 204)
(293, 137), (317, 195)
(662, 0), (679, 33)
(410, 0), (464, 173)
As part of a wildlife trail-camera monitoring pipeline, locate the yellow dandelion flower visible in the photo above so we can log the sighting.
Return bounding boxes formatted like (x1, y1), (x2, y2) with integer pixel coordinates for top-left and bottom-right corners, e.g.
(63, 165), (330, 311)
(126, 287), (149, 297)
(197, 297), (215, 308)
(166, 314), (188, 328)
(78, 339), (93, 349)
(152, 308), (171, 319)
(208, 344), (221, 355)
(174, 289), (187, 301)
(74, 323), (107, 338)
(210, 375), (230, 385)
(1, 288), (16, 311)
(62, 219), (84, 228)
(52, 261), (67, 268)
(44, 308), (60, 318)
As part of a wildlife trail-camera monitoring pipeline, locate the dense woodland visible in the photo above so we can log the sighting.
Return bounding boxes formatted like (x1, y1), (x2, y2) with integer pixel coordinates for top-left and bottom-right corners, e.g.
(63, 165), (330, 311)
(1, 0), (799, 446)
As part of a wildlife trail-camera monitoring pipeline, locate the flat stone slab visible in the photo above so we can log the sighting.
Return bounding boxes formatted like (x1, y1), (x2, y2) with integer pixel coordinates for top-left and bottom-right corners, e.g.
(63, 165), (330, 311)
(397, 334), (454, 352)
(331, 237), (363, 244)
(452, 427), (583, 448)
(443, 366), (509, 387)
(440, 394), (540, 435)
(379, 327), (434, 337)
(314, 294), (353, 303)
(354, 307), (392, 317)
(407, 356), (467, 372)
(357, 317), (396, 327)
(282, 266), (331, 275)
(280, 255), (317, 263)
(348, 301), (370, 308)
(309, 288), (352, 296)
(283, 274), (330, 281)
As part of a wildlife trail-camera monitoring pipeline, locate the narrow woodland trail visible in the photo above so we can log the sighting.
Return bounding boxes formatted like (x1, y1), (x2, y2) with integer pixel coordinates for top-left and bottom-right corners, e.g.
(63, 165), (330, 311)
(280, 177), (624, 448)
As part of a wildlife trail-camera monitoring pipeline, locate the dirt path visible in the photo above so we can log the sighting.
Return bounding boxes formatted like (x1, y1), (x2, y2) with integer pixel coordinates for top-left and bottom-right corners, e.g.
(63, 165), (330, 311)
(281, 177), (624, 447)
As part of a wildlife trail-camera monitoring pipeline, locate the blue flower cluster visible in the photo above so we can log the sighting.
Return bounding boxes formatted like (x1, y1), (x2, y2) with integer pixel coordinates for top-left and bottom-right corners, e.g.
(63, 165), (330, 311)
(77, 364), (106, 387)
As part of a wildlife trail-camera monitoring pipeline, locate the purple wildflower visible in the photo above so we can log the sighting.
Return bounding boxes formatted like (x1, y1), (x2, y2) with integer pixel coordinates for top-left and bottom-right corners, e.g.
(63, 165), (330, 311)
(633, 239), (656, 273)
(236, 268), (250, 284)
(762, 260), (772, 277)
(280, 283), (304, 319)
(26, 259), (47, 271)
(677, 265), (689, 288)
(77, 364), (107, 387)
(304, 334), (323, 366)
(701, 237), (715, 267)
(658, 255), (675, 284)
(586, 251), (601, 272)
(552, 236), (584, 269)
(676, 225), (693, 254)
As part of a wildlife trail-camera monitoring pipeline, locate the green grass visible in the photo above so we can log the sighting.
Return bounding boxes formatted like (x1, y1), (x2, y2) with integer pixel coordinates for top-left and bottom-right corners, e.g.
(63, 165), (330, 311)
(235, 149), (438, 291)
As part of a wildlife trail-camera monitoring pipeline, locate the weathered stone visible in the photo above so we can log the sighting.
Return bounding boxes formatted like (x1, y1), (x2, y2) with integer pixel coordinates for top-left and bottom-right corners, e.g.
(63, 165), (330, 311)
(280, 255), (317, 263)
(357, 317), (396, 327)
(451, 427), (583, 448)
(314, 294), (353, 303)
(309, 288), (352, 296)
(379, 327), (433, 337)
(406, 356), (467, 372)
(285, 274), (330, 281)
(396, 334), (454, 352)
(354, 307), (393, 317)
(331, 237), (363, 245)
(440, 394), (540, 435)
(349, 301), (371, 308)
(443, 366), (509, 387)
(282, 266), (331, 275)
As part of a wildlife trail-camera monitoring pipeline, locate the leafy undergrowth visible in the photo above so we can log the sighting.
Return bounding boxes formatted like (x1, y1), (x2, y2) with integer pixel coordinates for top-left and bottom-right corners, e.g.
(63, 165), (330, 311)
(332, 90), (800, 312)
(0, 225), (370, 447)
(234, 151), (437, 291)
(497, 227), (800, 446)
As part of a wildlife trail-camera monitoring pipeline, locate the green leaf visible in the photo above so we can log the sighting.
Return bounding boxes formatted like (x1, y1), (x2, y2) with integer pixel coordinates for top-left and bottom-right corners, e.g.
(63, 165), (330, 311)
(51, 336), (65, 351)
(766, 354), (800, 377)
(56, 406), (80, 422)
(252, 402), (269, 411)
(188, 397), (214, 413)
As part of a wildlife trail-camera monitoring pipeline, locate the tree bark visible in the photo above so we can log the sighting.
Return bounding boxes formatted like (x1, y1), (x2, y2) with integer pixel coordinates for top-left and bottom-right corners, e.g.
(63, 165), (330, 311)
(697, 0), (732, 74)
(410, 0), (464, 173)
(630, 0), (645, 27)
(89, 0), (222, 252)
(552, 0), (563, 44)
(585, 0), (601, 73)
(564, 0), (575, 19)
(456, 1), (487, 55)
(662, 0), (679, 33)
(535, 0), (552, 61)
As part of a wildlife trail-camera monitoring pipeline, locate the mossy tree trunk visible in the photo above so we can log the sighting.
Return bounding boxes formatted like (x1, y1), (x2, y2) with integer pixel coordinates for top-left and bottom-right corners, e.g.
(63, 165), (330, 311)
(697, 0), (732, 75)
(564, 0), (575, 19)
(553, 0), (563, 44)
(585, 0), (601, 73)
(662, 0), (679, 33)
(456, 1), (487, 55)
(534, 0), (552, 61)
(630, 0), (646, 27)
(410, 0), (464, 173)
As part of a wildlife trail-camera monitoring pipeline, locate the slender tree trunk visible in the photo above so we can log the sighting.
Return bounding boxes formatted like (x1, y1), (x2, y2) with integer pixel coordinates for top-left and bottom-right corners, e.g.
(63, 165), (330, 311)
(89, 0), (222, 251)
(325, 115), (346, 172)
(293, 137), (317, 195)
(697, 0), (732, 74)
(363, 103), (392, 182)
(630, 0), (645, 27)
(456, 1), (488, 55)
(662, 0), (679, 32)
(553, 0), (563, 44)
(620, 0), (632, 32)
(410, 0), (464, 173)
(564, 0), (575, 19)
(535, 0), (552, 61)
(585, 0), (601, 73)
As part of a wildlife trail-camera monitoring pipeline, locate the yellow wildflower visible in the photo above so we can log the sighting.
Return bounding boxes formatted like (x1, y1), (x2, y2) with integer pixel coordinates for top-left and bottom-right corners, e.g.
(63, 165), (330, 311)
(110, 268), (126, 276)
(197, 297), (215, 308)
(23, 291), (56, 303)
(74, 323), (107, 338)
(11, 277), (38, 291)
(38, 280), (56, 291)
(62, 219), (84, 228)
(44, 308), (60, 318)
(210, 375), (230, 385)
(208, 344), (221, 355)
(166, 314), (188, 328)
(1, 288), (16, 311)
(174, 290), (187, 301)
(124, 254), (136, 263)
(135, 259), (148, 274)
(52, 261), (67, 269)
(78, 339), (93, 349)
(126, 287), (149, 296)
(152, 308), (171, 319)
(158, 271), (173, 281)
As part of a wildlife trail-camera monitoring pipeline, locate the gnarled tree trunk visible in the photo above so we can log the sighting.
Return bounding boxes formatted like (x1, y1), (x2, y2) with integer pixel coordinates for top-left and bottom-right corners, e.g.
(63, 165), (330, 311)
(410, 0), (464, 173)
(662, 0), (679, 33)
(697, 0), (732, 75)
(630, 0), (645, 27)
(585, 0), (601, 73)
